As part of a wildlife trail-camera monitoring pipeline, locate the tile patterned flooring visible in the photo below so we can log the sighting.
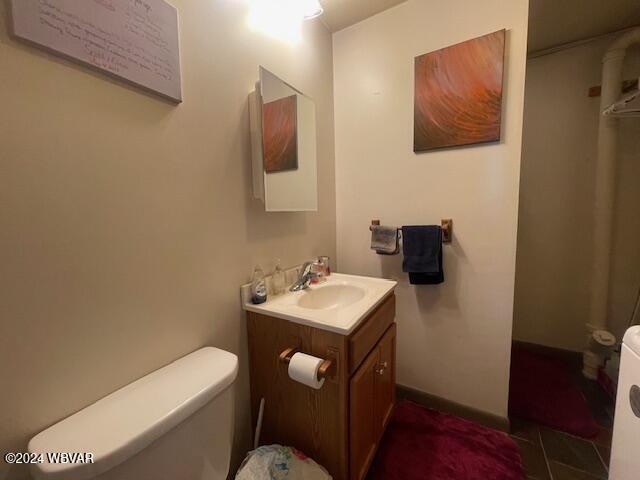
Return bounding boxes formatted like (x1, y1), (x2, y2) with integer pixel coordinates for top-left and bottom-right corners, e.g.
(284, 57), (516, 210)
(512, 419), (612, 480)
(511, 345), (615, 480)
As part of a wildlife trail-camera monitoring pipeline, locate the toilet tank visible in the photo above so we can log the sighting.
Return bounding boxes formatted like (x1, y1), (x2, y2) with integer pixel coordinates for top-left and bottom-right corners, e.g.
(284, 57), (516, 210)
(28, 347), (238, 480)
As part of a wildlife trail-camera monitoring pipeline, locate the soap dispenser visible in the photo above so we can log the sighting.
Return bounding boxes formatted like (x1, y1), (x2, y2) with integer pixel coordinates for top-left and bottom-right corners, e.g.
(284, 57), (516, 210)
(273, 260), (286, 295)
(251, 265), (267, 304)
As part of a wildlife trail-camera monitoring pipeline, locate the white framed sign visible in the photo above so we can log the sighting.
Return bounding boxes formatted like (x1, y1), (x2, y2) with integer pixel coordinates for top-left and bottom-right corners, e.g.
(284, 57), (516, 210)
(11, 0), (182, 102)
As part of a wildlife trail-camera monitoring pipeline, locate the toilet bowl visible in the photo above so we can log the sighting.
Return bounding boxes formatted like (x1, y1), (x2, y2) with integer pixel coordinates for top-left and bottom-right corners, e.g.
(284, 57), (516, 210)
(28, 347), (238, 480)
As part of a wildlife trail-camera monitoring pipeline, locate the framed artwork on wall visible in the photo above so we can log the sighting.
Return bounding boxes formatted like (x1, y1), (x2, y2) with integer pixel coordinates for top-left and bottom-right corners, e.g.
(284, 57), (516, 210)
(414, 29), (506, 152)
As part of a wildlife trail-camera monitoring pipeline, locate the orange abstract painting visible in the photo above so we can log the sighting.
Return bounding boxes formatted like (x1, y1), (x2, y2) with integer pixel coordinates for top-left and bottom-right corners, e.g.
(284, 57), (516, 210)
(414, 30), (505, 152)
(262, 94), (298, 173)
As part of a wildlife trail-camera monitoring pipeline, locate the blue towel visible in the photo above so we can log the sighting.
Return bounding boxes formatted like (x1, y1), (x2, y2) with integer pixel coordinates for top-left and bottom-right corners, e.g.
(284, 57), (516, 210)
(401, 225), (444, 285)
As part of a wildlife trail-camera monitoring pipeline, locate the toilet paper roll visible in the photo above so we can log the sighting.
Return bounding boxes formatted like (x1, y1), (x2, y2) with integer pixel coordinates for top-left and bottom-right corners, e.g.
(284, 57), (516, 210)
(288, 352), (325, 389)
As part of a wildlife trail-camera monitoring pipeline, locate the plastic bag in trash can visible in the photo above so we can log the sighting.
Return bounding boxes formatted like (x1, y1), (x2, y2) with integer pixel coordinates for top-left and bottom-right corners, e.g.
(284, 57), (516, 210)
(235, 444), (332, 479)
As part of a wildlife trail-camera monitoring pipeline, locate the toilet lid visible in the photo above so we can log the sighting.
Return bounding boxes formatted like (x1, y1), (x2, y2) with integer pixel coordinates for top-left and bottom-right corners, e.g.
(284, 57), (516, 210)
(28, 347), (238, 480)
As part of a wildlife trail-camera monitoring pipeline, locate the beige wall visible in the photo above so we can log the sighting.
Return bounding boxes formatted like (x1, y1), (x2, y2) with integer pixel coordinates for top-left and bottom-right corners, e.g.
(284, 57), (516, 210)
(333, 0), (529, 418)
(0, 1), (335, 478)
(513, 36), (640, 352)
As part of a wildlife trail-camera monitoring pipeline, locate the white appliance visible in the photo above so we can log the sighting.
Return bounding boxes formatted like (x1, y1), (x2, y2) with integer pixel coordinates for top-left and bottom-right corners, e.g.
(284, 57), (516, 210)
(610, 325), (640, 479)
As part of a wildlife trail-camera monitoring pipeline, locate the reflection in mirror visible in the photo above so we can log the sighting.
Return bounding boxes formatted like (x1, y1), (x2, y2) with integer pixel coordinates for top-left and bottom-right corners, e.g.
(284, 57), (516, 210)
(249, 67), (318, 212)
(263, 94), (298, 173)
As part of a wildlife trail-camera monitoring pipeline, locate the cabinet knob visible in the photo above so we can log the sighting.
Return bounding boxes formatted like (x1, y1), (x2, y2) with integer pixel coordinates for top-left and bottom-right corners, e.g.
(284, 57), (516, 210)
(375, 362), (388, 375)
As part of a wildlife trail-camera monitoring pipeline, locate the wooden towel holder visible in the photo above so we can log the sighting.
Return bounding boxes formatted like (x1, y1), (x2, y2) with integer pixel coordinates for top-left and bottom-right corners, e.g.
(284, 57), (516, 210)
(369, 218), (452, 243)
(279, 347), (334, 381)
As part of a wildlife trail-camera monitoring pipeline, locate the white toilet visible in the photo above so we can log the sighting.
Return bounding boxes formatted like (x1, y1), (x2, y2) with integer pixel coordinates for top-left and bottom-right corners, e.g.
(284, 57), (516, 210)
(28, 347), (239, 480)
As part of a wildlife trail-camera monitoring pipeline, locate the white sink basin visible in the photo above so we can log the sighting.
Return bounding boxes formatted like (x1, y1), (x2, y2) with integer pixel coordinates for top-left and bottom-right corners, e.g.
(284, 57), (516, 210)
(297, 284), (366, 310)
(241, 273), (396, 334)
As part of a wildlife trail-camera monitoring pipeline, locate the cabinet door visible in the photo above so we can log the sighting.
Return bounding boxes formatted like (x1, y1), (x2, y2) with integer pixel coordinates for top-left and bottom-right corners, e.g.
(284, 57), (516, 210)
(375, 324), (396, 436)
(349, 346), (379, 480)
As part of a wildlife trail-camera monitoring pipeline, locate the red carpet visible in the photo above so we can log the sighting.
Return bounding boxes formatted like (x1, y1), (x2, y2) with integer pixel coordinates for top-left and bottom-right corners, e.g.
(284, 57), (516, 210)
(368, 401), (524, 480)
(509, 346), (600, 438)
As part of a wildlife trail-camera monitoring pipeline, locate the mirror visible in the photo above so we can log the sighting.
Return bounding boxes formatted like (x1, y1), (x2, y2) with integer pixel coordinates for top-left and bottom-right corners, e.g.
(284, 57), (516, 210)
(249, 67), (318, 212)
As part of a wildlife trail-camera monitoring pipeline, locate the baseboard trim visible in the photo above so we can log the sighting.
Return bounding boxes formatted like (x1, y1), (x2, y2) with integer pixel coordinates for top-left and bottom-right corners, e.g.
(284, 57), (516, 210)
(396, 384), (511, 433)
(512, 340), (583, 368)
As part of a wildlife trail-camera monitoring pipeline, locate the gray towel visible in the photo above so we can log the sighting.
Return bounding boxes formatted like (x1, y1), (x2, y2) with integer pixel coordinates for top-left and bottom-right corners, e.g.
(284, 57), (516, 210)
(370, 225), (400, 255)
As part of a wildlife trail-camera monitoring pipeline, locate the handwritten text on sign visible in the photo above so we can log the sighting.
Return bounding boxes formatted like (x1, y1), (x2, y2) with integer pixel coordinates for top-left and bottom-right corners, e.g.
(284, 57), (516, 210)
(11, 0), (182, 102)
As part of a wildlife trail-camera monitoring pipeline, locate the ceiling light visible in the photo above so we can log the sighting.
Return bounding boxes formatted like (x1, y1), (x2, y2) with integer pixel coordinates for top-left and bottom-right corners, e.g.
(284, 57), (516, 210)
(247, 0), (303, 44)
(302, 0), (323, 19)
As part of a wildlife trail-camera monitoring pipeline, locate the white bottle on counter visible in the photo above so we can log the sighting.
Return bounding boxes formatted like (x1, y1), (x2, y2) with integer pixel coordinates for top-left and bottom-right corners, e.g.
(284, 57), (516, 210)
(251, 265), (267, 304)
(272, 260), (286, 295)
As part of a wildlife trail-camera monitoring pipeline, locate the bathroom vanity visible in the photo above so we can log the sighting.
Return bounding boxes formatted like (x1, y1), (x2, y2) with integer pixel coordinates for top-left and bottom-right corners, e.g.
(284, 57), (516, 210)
(243, 273), (397, 480)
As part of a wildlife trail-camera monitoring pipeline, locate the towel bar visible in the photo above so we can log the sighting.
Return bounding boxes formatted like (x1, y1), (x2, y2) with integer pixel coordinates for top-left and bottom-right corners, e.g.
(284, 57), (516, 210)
(279, 347), (334, 380)
(369, 219), (452, 243)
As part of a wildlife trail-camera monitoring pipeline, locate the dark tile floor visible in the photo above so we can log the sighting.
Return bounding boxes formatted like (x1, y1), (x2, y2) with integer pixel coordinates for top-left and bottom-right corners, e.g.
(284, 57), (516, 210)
(510, 343), (615, 480)
(511, 419), (611, 479)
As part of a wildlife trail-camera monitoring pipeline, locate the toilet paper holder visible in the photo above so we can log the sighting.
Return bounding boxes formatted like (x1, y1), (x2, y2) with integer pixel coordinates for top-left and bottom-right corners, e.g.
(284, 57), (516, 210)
(279, 347), (334, 380)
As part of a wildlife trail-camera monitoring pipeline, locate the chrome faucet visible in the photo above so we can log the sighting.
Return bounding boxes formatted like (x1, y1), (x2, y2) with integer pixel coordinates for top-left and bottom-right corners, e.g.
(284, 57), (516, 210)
(290, 261), (319, 292)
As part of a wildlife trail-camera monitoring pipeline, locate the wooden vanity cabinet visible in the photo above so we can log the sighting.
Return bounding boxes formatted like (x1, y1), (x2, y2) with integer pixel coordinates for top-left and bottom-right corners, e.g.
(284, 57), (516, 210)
(246, 292), (396, 480)
(349, 324), (396, 480)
